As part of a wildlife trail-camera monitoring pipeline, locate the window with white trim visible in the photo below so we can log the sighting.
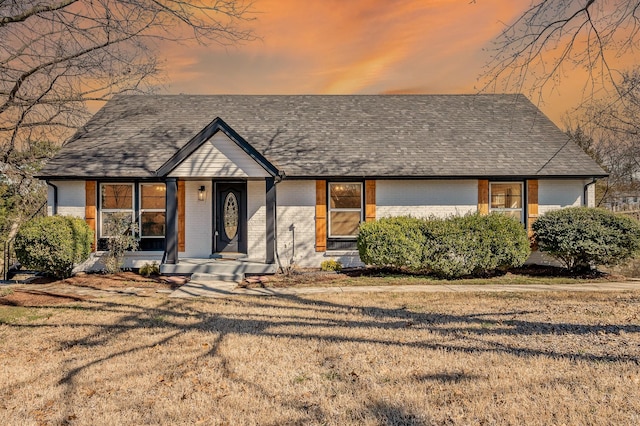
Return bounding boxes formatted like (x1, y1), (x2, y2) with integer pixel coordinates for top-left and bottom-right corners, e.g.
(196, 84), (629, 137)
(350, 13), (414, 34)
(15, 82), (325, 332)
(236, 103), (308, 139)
(140, 183), (166, 238)
(328, 182), (363, 238)
(490, 182), (524, 222)
(100, 183), (134, 237)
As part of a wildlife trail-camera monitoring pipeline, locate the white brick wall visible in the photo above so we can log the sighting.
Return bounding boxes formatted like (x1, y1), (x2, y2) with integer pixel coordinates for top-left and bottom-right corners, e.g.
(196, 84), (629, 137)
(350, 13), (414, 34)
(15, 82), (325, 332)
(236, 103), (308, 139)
(47, 181), (86, 217)
(376, 180), (477, 218)
(586, 181), (596, 208)
(80, 252), (164, 272)
(274, 179), (482, 268)
(247, 180), (266, 261)
(60, 177), (594, 270)
(183, 181), (212, 257)
(538, 179), (585, 215)
(276, 180), (317, 267)
(274, 180), (363, 268)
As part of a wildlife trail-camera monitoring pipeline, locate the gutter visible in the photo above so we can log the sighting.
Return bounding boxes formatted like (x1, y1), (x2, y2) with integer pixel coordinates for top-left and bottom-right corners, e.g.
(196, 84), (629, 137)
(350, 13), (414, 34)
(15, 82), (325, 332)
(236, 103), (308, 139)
(46, 181), (58, 215)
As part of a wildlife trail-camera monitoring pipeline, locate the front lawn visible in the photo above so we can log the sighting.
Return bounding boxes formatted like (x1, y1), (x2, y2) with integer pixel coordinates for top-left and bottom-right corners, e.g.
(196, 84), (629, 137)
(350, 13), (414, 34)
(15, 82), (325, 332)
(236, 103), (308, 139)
(0, 288), (638, 424)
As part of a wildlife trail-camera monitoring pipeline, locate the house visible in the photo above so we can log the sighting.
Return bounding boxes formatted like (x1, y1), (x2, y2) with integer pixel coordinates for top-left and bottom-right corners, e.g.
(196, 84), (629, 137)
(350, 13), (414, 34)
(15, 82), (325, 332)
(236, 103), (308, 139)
(38, 94), (607, 276)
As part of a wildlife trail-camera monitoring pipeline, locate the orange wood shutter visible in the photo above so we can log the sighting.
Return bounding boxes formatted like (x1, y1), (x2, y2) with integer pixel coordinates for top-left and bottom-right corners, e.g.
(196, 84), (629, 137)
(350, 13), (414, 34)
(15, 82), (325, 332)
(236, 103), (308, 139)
(178, 180), (185, 252)
(527, 179), (539, 237)
(365, 180), (376, 222)
(315, 180), (327, 252)
(85, 180), (97, 252)
(478, 179), (489, 215)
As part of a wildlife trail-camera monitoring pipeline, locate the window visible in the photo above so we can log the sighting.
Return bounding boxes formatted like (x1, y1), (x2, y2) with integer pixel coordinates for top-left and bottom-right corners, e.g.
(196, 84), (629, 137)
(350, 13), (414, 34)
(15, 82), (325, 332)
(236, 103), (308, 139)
(490, 182), (523, 222)
(140, 183), (166, 238)
(328, 183), (362, 238)
(100, 183), (134, 237)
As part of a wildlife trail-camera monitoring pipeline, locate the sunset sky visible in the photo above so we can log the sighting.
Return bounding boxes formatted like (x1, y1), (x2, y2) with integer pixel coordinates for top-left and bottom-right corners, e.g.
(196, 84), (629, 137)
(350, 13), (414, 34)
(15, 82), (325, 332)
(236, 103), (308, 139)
(155, 1), (612, 126)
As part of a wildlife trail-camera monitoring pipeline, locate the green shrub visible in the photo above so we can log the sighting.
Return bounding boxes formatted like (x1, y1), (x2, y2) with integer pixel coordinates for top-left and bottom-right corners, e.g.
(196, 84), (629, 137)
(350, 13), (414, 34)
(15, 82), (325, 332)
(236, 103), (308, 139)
(357, 214), (530, 278)
(358, 217), (426, 271)
(139, 261), (160, 277)
(320, 259), (342, 272)
(422, 214), (530, 278)
(533, 207), (640, 271)
(14, 215), (93, 278)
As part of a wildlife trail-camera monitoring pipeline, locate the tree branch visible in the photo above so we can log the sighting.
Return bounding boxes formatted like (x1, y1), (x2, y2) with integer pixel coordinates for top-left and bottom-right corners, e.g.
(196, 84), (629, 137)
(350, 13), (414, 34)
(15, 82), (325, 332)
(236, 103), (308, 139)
(0, 0), (78, 26)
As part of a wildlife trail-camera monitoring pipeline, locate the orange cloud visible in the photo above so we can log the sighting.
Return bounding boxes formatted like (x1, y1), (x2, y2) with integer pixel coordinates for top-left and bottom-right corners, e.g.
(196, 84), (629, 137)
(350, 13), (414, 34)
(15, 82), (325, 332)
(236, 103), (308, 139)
(160, 1), (617, 123)
(162, 0), (527, 92)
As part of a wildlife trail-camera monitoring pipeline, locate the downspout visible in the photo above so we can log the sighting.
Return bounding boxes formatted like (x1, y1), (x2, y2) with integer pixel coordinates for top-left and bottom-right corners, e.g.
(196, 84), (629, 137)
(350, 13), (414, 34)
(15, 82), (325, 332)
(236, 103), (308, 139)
(583, 178), (597, 207)
(46, 181), (58, 215)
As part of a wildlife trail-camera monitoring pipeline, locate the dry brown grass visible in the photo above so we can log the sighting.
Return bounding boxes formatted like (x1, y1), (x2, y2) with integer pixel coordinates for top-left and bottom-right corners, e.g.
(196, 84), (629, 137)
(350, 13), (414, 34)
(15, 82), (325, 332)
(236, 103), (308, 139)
(1, 289), (639, 425)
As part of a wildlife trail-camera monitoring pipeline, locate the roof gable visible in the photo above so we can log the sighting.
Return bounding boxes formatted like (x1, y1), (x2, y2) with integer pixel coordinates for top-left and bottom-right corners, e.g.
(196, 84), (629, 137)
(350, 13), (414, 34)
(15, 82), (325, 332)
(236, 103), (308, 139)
(157, 117), (279, 178)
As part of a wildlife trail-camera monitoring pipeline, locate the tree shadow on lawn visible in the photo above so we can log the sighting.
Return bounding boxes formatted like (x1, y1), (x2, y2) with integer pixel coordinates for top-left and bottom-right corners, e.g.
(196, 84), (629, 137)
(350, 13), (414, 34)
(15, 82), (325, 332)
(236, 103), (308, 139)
(341, 263), (608, 280)
(3, 293), (639, 423)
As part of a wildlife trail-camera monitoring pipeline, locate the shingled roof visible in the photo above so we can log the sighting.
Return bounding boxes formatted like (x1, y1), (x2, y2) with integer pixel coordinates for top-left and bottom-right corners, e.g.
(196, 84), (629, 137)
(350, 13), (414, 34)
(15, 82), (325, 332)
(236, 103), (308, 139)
(39, 94), (607, 179)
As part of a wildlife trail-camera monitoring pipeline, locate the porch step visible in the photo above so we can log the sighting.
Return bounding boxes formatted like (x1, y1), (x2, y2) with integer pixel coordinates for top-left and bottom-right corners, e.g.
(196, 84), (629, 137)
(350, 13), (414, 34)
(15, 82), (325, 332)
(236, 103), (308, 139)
(209, 253), (247, 260)
(160, 258), (276, 281)
(190, 272), (243, 283)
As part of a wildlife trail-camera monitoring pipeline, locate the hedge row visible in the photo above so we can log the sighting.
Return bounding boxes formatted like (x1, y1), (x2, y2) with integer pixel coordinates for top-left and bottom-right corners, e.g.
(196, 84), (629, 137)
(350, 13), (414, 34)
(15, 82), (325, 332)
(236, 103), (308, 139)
(358, 214), (530, 278)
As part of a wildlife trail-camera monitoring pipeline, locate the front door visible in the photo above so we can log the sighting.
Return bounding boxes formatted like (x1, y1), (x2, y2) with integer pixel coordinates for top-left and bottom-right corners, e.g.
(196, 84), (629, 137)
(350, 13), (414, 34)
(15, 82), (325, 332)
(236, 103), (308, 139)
(215, 182), (247, 253)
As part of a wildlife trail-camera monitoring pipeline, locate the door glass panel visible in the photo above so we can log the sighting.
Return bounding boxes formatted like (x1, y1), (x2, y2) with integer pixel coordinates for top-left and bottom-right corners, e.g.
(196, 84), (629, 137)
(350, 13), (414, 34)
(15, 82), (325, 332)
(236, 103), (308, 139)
(223, 192), (238, 240)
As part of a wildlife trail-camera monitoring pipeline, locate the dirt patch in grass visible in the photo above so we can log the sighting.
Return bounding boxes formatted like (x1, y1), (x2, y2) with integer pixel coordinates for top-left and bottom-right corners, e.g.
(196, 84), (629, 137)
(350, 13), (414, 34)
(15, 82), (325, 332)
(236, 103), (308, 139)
(0, 290), (86, 307)
(1, 272), (185, 307)
(0, 290), (638, 425)
(30, 271), (181, 289)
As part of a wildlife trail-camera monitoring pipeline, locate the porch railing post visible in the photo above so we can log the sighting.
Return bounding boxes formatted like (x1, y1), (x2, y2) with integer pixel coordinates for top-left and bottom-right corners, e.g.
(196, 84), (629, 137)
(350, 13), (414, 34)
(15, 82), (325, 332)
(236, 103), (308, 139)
(265, 177), (276, 264)
(165, 178), (179, 264)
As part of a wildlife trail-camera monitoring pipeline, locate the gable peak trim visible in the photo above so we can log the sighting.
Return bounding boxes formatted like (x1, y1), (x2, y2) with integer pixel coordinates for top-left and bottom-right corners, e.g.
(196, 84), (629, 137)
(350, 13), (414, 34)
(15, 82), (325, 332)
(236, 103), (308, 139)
(155, 117), (280, 178)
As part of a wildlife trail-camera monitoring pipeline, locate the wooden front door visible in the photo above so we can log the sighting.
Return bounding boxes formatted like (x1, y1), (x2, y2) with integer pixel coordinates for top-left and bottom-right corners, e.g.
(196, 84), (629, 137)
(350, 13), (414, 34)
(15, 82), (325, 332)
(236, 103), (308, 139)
(214, 182), (247, 253)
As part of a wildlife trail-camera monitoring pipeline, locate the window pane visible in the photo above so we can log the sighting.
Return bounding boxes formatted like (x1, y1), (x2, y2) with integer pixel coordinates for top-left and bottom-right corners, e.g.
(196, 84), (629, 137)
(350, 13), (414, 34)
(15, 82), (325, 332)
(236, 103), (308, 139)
(141, 184), (166, 209)
(102, 184), (132, 209)
(102, 211), (134, 237)
(498, 210), (522, 221)
(491, 183), (522, 209)
(141, 212), (166, 237)
(330, 211), (361, 237)
(330, 183), (361, 208)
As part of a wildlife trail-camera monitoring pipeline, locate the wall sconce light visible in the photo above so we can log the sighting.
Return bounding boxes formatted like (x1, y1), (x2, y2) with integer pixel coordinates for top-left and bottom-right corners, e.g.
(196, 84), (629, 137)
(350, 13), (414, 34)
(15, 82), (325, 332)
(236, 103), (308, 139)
(198, 185), (206, 201)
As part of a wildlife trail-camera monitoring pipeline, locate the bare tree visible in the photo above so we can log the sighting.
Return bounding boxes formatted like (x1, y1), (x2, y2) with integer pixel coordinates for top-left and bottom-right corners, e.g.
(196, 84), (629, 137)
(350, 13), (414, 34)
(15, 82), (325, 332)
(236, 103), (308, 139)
(482, 1), (640, 105)
(1, 0), (254, 159)
(576, 70), (640, 207)
(483, 1), (640, 211)
(0, 0), (254, 260)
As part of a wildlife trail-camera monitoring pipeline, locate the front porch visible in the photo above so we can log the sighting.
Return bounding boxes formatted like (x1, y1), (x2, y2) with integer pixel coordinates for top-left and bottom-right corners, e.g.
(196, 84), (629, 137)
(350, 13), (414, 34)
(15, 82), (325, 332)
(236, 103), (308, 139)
(160, 256), (277, 282)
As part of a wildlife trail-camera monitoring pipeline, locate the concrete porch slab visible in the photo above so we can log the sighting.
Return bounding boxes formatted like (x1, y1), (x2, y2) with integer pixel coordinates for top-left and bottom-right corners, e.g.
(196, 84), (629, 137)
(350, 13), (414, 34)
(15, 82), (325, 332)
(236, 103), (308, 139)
(160, 257), (277, 279)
